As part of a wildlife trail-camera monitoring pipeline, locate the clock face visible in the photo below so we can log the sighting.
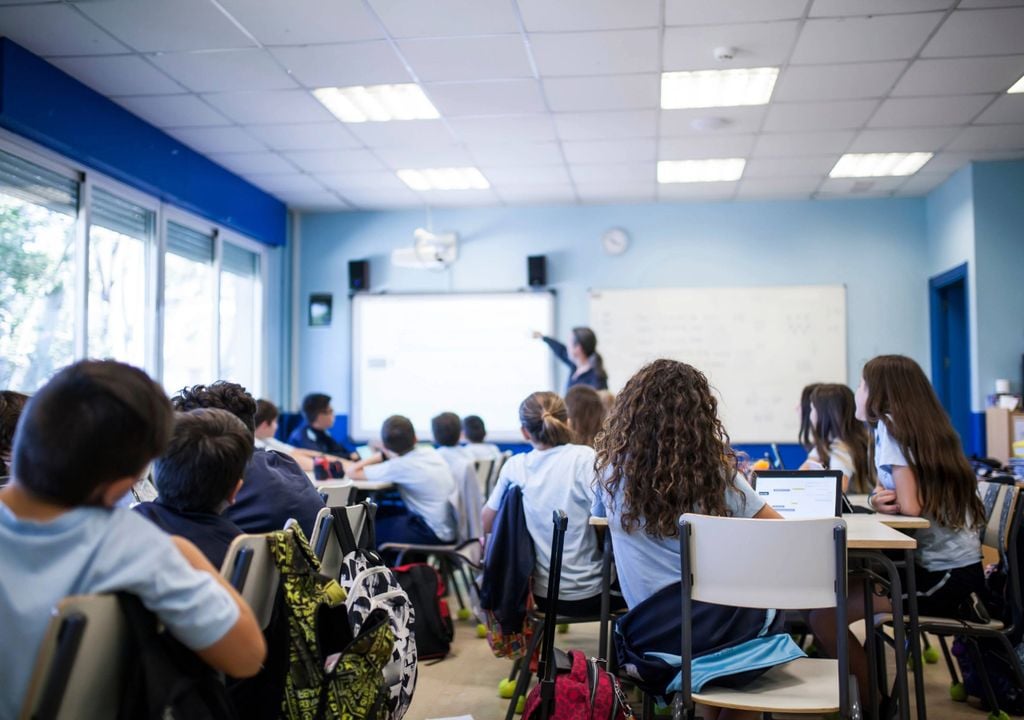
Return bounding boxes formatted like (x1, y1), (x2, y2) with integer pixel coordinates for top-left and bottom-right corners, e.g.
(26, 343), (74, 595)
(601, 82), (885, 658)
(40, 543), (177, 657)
(602, 228), (629, 255)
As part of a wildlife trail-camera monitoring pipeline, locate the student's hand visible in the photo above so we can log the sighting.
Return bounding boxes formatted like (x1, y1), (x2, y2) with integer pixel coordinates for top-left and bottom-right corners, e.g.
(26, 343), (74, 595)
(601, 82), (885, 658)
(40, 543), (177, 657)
(872, 489), (901, 515)
(531, 330), (543, 339)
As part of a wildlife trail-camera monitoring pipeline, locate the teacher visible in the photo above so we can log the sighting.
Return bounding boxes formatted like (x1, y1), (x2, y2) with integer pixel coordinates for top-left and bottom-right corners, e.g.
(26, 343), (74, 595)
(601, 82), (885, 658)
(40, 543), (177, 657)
(533, 327), (609, 391)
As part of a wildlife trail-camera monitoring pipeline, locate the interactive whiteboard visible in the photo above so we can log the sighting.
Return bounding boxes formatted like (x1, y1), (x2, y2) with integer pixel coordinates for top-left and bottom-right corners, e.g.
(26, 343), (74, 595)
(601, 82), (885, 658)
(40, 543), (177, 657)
(590, 285), (847, 443)
(351, 292), (555, 442)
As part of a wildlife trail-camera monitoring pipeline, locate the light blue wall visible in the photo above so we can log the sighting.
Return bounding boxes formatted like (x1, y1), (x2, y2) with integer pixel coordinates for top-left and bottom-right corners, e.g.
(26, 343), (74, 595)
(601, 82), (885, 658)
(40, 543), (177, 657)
(297, 198), (929, 414)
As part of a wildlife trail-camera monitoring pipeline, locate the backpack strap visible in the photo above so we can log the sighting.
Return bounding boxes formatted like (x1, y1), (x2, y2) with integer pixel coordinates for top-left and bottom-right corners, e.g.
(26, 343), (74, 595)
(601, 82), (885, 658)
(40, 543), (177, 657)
(331, 501), (378, 555)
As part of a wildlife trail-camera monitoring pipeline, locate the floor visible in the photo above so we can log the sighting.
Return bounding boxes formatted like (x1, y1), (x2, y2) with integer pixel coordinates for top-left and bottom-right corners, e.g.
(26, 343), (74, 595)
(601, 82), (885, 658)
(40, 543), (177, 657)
(405, 612), (994, 720)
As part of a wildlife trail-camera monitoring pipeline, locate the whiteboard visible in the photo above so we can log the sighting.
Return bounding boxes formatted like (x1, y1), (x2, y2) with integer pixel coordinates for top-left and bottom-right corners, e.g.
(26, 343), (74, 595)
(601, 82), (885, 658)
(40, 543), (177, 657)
(351, 292), (555, 442)
(589, 286), (847, 443)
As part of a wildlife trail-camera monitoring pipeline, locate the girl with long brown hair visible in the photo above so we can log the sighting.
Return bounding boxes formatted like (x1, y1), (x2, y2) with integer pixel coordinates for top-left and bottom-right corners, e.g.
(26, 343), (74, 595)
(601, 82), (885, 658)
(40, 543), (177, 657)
(564, 384), (606, 448)
(800, 383), (873, 493)
(797, 382), (821, 451)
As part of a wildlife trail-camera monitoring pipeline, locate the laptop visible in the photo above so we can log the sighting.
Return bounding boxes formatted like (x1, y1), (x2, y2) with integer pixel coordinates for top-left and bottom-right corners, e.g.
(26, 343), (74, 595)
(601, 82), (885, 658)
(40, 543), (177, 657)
(355, 444), (376, 460)
(750, 470), (843, 519)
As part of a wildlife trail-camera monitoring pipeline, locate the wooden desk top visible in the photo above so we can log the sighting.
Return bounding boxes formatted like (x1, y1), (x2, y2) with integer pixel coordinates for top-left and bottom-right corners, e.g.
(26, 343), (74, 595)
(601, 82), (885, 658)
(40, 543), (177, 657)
(846, 495), (931, 529)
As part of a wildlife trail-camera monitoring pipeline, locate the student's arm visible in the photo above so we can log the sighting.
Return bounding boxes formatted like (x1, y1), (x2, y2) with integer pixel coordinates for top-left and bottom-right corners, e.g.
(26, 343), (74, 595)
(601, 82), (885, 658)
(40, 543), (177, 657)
(170, 536), (267, 678)
(753, 504), (784, 520)
(342, 452), (384, 481)
(882, 465), (922, 516)
(482, 506), (497, 534)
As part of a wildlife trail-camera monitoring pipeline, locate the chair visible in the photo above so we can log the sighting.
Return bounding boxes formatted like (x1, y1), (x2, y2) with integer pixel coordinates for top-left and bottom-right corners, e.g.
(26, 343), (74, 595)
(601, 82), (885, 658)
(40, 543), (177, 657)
(221, 533), (279, 630)
(309, 501), (377, 581)
(488, 450), (512, 497)
(473, 458), (494, 496)
(675, 514), (856, 720)
(316, 479), (355, 507)
(19, 595), (128, 720)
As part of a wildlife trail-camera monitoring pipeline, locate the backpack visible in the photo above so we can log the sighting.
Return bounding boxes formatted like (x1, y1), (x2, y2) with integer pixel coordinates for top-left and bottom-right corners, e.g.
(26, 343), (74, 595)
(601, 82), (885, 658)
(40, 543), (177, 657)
(522, 650), (633, 720)
(267, 525), (394, 720)
(116, 594), (238, 720)
(484, 590), (537, 660)
(333, 505), (418, 720)
(953, 637), (1024, 714)
(393, 563), (455, 660)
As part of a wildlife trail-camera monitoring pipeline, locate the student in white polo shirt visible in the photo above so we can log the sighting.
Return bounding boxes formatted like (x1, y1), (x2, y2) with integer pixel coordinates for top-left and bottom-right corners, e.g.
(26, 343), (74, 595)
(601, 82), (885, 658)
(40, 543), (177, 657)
(482, 391), (620, 617)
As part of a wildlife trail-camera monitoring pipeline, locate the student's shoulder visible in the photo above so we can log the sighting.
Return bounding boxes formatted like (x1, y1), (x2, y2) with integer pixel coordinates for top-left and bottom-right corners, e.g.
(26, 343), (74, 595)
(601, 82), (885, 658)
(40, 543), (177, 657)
(97, 506), (177, 557)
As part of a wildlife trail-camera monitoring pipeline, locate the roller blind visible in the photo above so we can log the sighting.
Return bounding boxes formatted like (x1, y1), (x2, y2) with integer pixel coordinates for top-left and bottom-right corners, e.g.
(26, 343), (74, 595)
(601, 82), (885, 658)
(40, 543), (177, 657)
(166, 221), (213, 263)
(0, 148), (78, 214)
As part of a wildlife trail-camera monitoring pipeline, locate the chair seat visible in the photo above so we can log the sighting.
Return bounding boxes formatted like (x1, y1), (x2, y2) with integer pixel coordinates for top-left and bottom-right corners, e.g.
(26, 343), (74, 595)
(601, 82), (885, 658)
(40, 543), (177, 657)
(378, 542), (461, 553)
(874, 612), (1005, 632)
(693, 658), (840, 714)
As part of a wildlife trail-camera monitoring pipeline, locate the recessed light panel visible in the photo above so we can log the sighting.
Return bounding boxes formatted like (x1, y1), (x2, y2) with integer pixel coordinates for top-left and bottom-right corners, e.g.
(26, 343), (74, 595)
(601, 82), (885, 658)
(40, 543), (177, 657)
(397, 168), (490, 191)
(661, 67), (779, 109)
(829, 153), (933, 178)
(313, 84), (440, 123)
(657, 159), (746, 183)
(1009, 74), (1024, 94)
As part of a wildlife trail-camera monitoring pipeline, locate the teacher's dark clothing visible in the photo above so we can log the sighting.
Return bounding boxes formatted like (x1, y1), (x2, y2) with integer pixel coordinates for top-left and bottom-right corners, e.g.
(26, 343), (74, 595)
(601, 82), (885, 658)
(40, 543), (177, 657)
(541, 336), (608, 391)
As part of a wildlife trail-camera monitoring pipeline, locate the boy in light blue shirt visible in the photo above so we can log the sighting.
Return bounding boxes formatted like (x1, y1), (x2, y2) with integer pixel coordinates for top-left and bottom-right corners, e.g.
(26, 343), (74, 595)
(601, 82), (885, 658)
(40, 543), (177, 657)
(0, 360), (266, 717)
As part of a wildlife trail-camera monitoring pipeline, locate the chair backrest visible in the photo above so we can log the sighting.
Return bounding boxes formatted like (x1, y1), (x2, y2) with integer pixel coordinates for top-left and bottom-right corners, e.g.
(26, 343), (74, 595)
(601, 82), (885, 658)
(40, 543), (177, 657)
(979, 480), (1019, 552)
(20, 595), (128, 720)
(680, 514), (846, 610)
(487, 450), (512, 496)
(473, 459), (494, 495)
(317, 480), (355, 508)
(221, 534), (279, 630)
(310, 506), (346, 580)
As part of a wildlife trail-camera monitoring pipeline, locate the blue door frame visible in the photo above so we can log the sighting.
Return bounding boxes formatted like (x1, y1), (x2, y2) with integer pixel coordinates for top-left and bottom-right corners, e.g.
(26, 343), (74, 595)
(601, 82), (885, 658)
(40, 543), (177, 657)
(929, 263), (975, 453)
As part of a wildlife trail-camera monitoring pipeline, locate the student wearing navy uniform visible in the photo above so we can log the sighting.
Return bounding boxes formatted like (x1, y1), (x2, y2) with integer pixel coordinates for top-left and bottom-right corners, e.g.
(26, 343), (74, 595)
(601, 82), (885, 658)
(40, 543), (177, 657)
(287, 392), (358, 460)
(533, 326), (609, 391)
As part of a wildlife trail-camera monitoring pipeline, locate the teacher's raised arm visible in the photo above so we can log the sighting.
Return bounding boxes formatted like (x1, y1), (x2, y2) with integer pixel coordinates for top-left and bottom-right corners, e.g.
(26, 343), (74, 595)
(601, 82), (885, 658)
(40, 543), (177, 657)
(532, 326), (608, 392)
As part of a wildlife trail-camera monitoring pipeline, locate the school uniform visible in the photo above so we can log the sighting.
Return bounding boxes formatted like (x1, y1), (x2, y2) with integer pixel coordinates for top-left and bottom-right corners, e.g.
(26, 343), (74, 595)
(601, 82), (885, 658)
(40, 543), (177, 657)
(807, 439), (855, 481)
(540, 336), (608, 391)
(255, 435), (298, 454)
(437, 445), (484, 540)
(134, 501), (244, 570)
(287, 422), (355, 458)
(363, 446), (458, 545)
(462, 441), (503, 464)
(223, 448), (325, 538)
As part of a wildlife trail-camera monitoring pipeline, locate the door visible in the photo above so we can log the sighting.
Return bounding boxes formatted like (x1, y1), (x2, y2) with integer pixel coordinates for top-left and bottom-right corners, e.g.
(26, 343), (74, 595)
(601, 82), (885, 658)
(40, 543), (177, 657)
(930, 264), (971, 451)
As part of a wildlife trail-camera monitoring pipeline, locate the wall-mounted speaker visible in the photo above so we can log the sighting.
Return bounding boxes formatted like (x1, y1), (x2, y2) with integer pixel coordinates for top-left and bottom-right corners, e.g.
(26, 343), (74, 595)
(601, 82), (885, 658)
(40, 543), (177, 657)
(527, 255), (547, 287)
(348, 259), (369, 291)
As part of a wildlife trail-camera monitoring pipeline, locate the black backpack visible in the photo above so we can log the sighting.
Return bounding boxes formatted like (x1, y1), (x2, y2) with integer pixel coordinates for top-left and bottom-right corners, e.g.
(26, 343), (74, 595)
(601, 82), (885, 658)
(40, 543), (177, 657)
(393, 563), (454, 660)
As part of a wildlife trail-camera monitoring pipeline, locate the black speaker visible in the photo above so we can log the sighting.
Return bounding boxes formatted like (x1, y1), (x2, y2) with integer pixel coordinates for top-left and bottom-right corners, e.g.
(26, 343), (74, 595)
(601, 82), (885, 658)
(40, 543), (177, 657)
(348, 259), (369, 291)
(527, 255), (547, 287)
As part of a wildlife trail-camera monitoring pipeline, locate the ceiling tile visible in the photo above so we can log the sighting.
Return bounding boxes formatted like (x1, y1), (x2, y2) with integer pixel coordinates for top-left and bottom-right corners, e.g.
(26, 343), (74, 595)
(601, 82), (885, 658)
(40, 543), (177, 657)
(663, 22), (800, 71)
(763, 100), (878, 131)
(210, 151), (296, 175)
(555, 110), (657, 140)
(516, 0), (660, 32)
(562, 138), (657, 163)
(773, 62), (906, 101)
(578, 183), (657, 204)
(790, 14), (945, 64)
(532, 30), (660, 77)
(316, 171), (409, 192)
(946, 124), (1024, 151)
(346, 119), (455, 147)
(497, 185), (578, 205)
(336, 188), (423, 209)
(217, 0), (383, 45)
(893, 56), (1024, 96)
(924, 149), (1024, 174)
(848, 127), (960, 152)
(975, 94), (1024, 125)
(49, 55), (183, 96)
(149, 49), (297, 93)
(165, 125), (265, 153)
(894, 171), (954, 196)
(819, 176), (908, 193)
(468, 143), (565, 166)
(480, 165), (571, 185)
(660, 106), (766, 136)
(425, 80), (548, 116)
(870, 95), (993, 127)
(244, 173), (326, 194)
(245, 122), (362, 151)
(810, 0), (954, 15)
(203, 90), (335, 124)
(0, 4), (128, 56)
(569, 163), (654, 184)
(743, 156), (837, 178)
(736, 176), (820, 199)
(270, 42), (410, 87)
(276, 189), (350, 210)
(372, 145), (476, 168)
(115, 94), (229, 127)
(666, 0), (807, 26)
(77, 0), (256, 52)
(446, 115), (557, 143)
(418, 189), (501, 207)
(543, 75), (659, 112)
(283, 148), (387, 173)
(368, 0), (521, 37)
(753, 130), (856, 156)
(922, 8), (1024, 57)
(958, 0), (1024, 7)
(659, 134), (756, 158)
(398, 36), (532, 82)
(657, 182), (737, 201)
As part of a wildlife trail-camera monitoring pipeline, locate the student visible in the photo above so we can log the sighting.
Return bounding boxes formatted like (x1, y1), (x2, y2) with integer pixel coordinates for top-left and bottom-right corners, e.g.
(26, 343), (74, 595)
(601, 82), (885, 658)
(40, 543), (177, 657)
(433, 411), (484, 539)
(533, 327), (609, 391)
(799, 383), (872, 493)
(593, 360), (795, 718)
(135, 408), (251, 569)
(254, 398), (347, 472)
(809, 355), (986, 697)
(172, 382), (325, 537)
(0, 390), (29, 479)
(564, 384), (606, 448)
(482, 391), (615, 616)
(0, 361), (266, 717)
(461, 414), (502, 464)
(343, 415), (457, 547)
(797, 382), (822, 451)
(287, 392), (358, 459)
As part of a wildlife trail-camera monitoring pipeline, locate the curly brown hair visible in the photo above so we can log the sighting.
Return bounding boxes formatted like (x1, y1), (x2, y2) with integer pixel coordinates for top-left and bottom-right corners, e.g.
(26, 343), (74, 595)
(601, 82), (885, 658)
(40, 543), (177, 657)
(171, 382), (257, 434)
(594, 359), (740, 538)
(1, 390), (30, 476)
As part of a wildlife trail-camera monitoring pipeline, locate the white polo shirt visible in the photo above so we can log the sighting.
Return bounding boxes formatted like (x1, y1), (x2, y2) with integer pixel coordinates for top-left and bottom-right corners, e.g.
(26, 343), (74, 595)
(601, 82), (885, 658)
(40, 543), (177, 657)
(364, 446), (457, 542)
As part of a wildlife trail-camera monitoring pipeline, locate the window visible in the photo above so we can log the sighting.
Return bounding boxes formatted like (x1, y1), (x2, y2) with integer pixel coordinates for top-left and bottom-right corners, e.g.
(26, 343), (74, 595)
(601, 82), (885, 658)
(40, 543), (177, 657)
(220, 241), (262, 395)
(163, 221), (215, 394)
(0, 150), (78, 391)
(87, 188), (153, 368)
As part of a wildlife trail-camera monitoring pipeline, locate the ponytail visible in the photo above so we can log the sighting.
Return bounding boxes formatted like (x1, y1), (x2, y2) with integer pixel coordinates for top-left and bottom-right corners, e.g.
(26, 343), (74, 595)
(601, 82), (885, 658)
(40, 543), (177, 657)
(519, 391), (573, 447)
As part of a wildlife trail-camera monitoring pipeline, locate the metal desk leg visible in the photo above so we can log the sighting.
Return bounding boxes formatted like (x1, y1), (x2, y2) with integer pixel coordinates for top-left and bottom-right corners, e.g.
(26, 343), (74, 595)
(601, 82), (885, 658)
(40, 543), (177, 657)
(599, 528), (612, 665)
(904, 549), (926, 720)
(861, 561), (880, 720)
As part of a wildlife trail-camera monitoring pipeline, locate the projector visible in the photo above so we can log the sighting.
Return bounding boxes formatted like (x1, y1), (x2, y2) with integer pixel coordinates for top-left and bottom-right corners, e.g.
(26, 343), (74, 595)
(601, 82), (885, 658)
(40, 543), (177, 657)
(390, 228), (458, 270)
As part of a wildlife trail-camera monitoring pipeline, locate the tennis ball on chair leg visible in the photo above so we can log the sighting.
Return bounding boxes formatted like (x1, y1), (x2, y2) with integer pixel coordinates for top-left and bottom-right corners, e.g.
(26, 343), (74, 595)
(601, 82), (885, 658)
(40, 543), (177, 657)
(458, 608), (471, 620)
(476, 623), (487, 638)
(498, 678), (516, 698)
(515, 696), (525, 714)
(557, 623), (569, 634)
(923, 645), (940, 663)
(949, 682), (967, 702)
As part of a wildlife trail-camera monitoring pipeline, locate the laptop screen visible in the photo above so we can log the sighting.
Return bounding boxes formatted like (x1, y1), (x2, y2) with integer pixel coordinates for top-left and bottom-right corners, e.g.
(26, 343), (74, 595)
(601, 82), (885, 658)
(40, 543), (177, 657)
(750, 470), (843, 518)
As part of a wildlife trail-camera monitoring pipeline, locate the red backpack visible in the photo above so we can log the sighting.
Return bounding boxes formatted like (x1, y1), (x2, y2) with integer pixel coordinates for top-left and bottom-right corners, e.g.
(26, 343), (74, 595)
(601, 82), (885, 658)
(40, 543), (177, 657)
(523, 650), (633, 720)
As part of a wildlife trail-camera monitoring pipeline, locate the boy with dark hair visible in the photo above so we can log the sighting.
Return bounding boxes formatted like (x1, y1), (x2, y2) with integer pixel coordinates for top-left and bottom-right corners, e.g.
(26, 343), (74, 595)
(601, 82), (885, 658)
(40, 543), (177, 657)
(433, 411), (483, 539)
(254, 398), (348, 473)
(135, 408), (252, 569)
(343, 415), (456, 547)
(0, 390), (29, 478)
(461, 414), (502, 464)
(0, 361), (266, 716)
(172, 382), (325, 537)
(287, 392), (358, 459)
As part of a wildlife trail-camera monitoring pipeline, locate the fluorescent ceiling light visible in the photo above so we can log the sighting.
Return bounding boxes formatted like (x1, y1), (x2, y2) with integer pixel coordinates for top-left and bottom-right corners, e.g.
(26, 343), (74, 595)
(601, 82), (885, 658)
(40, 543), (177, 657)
(829, 152), (933, 178)
(312, 84), (439, 122)
(1009, 74), (1024, 94)
(661, 67), (779, 109)
(657, 158), (745, 184)
(397, 168), (490, 191)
